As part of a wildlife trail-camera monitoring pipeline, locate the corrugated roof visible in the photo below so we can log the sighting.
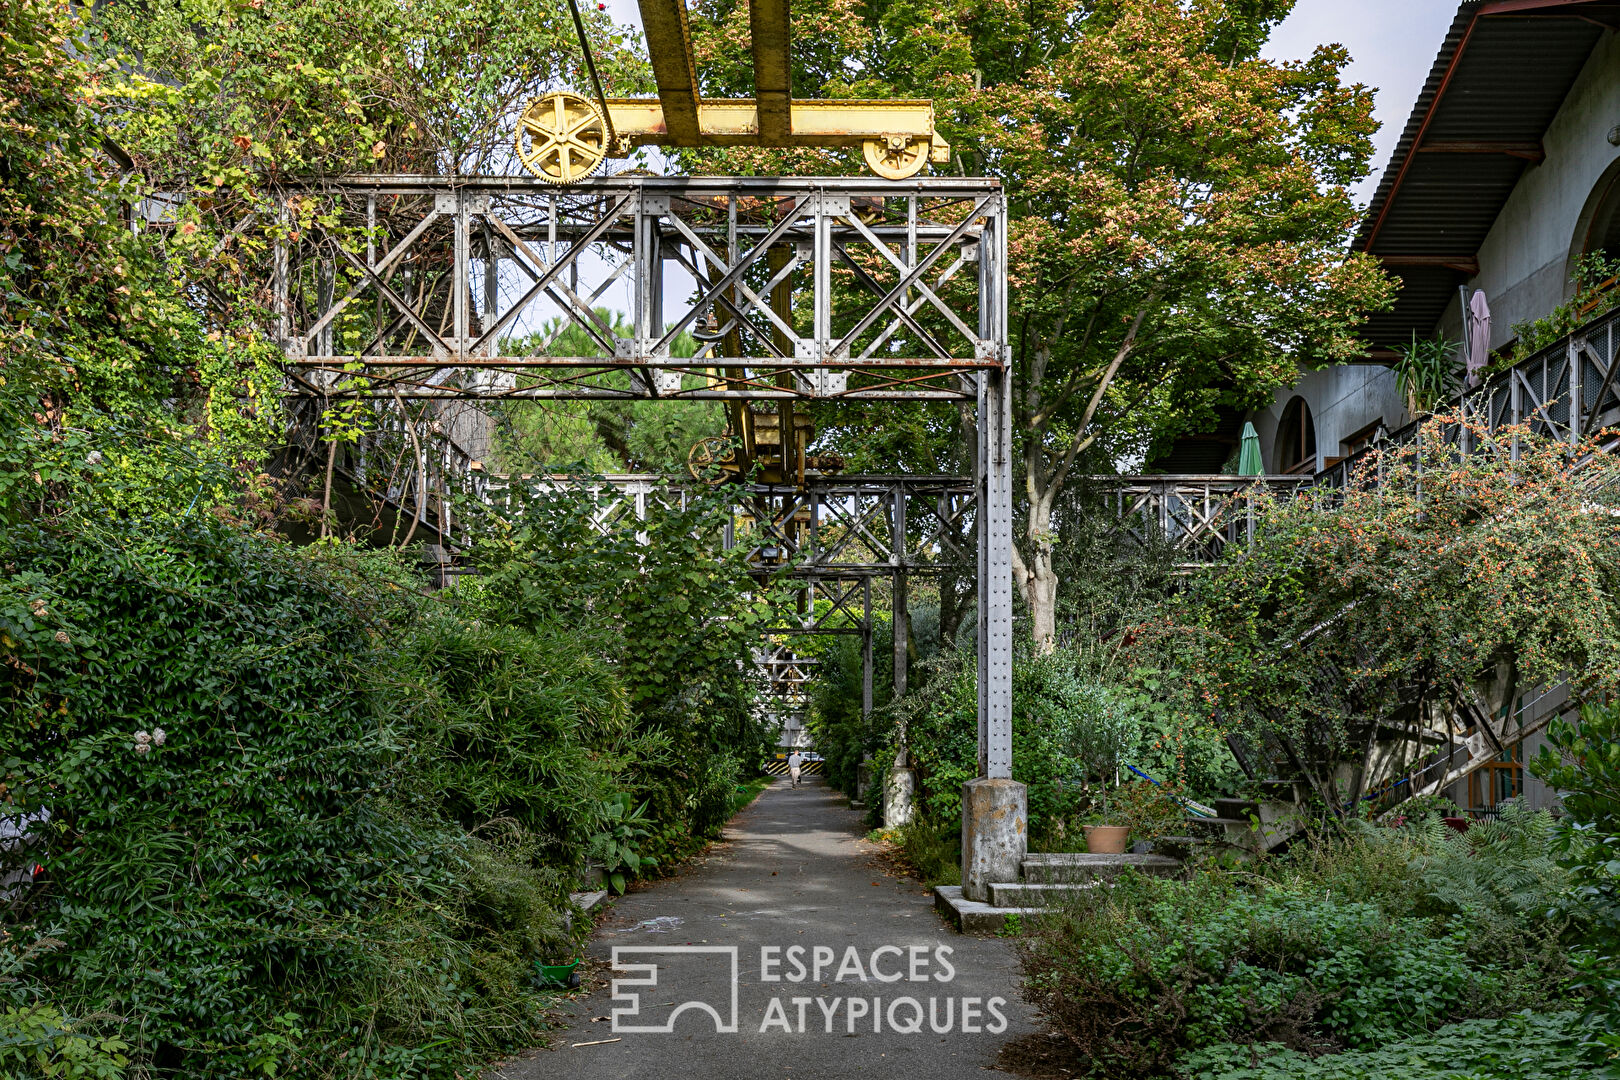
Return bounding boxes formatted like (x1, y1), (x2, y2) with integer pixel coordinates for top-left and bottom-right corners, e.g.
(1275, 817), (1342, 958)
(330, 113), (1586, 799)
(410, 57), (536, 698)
(1352, 0), (1620, 351)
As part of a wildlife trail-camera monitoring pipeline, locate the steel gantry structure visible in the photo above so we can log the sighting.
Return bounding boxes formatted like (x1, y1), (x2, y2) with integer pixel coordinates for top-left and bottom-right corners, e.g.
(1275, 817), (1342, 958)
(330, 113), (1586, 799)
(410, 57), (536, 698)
(486, 471), (977, 745)
(268, 173), (1019, 896)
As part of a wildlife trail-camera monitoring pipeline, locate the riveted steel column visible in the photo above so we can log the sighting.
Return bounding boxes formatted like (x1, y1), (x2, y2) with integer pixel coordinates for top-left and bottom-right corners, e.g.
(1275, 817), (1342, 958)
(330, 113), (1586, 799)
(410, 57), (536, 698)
(453, 193), (468, 359)
(861, 577), (874, 720)
(962, 192), (1019, 902)
(892, 483), (909, 700)
(1569, 339), (1582, 444)
(976, 196), (1013, 780)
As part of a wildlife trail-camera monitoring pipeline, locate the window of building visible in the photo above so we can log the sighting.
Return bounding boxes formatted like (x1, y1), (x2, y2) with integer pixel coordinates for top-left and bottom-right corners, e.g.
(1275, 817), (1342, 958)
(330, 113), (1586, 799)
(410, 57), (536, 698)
(1340, 420), (1384, 459)
(1577, 169), (1620, 310)
(1466, 743), (1522, 818)
(1583, 170), (1620, 264)
(1276, 397), (1317, 474)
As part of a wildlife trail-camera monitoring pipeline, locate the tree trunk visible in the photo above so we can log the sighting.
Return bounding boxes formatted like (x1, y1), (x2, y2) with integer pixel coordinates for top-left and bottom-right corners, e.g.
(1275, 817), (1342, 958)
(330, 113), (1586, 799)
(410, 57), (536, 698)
(1013, 493), (1060, 651)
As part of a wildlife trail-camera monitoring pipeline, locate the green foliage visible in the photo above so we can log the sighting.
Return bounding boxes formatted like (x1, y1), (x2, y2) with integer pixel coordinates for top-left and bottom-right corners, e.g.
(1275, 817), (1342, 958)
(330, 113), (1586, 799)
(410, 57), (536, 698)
(0, 0), (281, 527)
(802, 622), (892, 801)
(465, 477), (777, 865)
(887, 642), (1237, 846)
(379, 613), (629, 869)
(0, 1003), (130, 1079)
(1532, 700), (1620, 1068)
(1393, 333), (1460, 415)
(1507, 253), (1620, 366)
(1018, 809), (1589, 1078)
(1023, 876), (1478, 1076)
(591, 793), (658, 894)
(93, 0), (649, 179)
(886, 818), (961, 887)
(1179, 1010), (1602, 1080)
(0, 518), (580, 1076)
(1166, 416), (1620, 799)
(494, 315), (720, 475)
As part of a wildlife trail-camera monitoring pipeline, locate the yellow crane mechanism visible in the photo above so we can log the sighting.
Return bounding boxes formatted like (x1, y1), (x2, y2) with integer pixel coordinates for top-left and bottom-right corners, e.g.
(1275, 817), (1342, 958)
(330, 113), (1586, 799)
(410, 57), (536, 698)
(516, 0), (950, 184)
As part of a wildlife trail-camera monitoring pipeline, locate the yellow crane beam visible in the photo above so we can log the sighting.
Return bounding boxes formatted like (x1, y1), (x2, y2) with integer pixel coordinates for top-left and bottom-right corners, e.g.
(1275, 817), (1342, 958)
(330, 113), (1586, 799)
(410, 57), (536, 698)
(750, 0), (792, 143)
(635, 0), (702, 144)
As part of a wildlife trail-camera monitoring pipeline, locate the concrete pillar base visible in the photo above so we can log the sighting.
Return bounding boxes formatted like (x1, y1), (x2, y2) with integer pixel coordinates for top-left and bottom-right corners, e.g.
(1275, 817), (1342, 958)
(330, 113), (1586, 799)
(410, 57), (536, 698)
(884, 767), (915, 828)
(960, 778), (1027, 902)
(855, 758), (875, 803)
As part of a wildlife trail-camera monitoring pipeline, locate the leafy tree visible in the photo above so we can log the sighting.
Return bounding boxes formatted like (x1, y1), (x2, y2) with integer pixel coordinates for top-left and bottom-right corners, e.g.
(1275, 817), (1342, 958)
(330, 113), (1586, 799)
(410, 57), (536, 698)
(92, 0), (650, 180)
(464, 477), (782, 855)
(683, 0), (1394, 645)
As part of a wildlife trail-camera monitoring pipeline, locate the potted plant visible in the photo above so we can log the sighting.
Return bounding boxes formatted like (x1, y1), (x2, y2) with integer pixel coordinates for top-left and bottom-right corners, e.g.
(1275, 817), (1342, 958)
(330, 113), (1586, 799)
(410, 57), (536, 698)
(1062, 682), (1142, 855)
(1082, 803), (1131, 855)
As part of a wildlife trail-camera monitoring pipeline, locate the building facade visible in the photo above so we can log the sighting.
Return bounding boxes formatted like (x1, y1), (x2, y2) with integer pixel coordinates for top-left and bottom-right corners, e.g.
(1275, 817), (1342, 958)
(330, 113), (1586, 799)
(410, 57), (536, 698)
(1255, 0), (1620, 480)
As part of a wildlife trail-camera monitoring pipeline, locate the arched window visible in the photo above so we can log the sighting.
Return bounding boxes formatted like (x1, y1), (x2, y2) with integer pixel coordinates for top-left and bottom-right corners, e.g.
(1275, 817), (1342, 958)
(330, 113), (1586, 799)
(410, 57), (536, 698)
(1581, 169), (1620, 265)
(1276, 397), (1316, 474)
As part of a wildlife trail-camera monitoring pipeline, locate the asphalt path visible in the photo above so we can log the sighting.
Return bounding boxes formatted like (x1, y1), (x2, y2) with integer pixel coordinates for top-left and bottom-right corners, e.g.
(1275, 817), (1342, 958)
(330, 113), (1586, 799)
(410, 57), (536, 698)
(491, 775), (1036, 1079)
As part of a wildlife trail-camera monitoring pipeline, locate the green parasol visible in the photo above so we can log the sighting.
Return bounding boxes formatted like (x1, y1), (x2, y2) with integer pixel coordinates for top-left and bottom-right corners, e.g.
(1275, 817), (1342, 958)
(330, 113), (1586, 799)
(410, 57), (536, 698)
(1237, 421), (1263, 476)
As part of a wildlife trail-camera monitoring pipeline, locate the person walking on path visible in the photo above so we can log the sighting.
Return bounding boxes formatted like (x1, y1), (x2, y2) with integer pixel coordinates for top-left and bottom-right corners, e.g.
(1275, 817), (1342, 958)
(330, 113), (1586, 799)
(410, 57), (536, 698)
(786, 750), (803, 787)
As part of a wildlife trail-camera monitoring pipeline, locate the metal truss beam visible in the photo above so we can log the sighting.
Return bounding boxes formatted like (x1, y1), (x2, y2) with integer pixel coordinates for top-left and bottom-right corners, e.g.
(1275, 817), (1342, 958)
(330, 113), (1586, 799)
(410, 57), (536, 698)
(269, 175), (1004, 402)
(490, 473), (976, 576)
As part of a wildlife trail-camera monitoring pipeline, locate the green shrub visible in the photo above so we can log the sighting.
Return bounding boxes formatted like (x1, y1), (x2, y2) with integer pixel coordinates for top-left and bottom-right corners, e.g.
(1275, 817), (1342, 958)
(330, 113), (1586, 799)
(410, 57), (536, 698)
(466, 477), (778, 867)
(888, 645), (1236, 846)
(1532, 700), (1620, 1069)
(1018, 805), (1591, 1078)
(1020, 875), (1483, 1076)
(892, 817), (962, 886)
(0, 518), (565, 1076)
(380, 613), (629, 870)
(0, 1003), (130, 1079)
(1179, 1009), (1602, 1080)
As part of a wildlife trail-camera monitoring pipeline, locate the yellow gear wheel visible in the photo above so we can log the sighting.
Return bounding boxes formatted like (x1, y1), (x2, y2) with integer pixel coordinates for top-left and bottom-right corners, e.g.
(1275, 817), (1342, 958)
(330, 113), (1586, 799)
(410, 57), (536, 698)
(516, 92), (609, 185)
(687, 435), (734, 483)
(862, 135), (931, 181)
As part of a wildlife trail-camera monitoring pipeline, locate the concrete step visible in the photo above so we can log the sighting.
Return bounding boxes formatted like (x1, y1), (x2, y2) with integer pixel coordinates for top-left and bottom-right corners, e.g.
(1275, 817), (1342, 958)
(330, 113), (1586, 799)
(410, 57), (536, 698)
(933, 885), (1043, 935)
(989, 881), (1107, 906)
(1020, 852), (1182, 884)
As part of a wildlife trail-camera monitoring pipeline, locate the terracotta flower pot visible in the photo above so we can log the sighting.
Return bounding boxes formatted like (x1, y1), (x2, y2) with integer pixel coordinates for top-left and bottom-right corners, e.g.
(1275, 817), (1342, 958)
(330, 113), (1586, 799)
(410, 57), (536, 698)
(1084, 824), (1130, 855)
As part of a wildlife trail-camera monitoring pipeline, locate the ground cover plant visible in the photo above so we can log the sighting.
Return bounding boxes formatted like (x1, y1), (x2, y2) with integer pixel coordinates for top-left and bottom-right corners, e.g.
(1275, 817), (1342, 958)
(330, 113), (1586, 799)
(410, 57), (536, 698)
(1016, 807), (1601, 1079)
(0, 516), (567, 1076)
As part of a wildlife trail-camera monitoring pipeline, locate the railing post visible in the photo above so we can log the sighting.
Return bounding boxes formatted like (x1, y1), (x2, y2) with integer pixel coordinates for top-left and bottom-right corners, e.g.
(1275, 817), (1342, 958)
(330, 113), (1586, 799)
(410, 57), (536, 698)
(453, 192), (468, 360)
(1569, 338), (1583, 445)
(860, 577), (874, 720)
